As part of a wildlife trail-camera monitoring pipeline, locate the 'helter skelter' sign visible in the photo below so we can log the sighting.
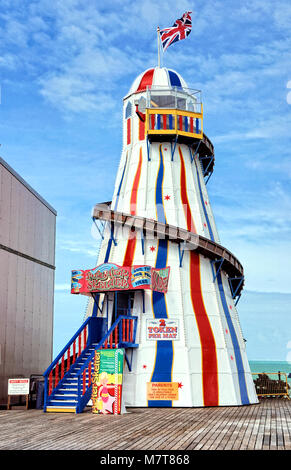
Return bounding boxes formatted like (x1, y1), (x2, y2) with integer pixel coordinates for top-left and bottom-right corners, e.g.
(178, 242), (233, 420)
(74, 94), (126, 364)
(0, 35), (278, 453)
(71, 262), (170, 295)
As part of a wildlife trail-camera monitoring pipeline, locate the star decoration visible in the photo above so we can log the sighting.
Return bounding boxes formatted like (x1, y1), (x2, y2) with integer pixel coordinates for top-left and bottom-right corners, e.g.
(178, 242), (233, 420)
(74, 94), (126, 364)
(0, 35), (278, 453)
(178, 382), (183, 389)
(205, 201), (208, 205)
(150, 246), (156, 252)
(164, 148), (168, 151)
(164, 195), (171, 201)
(101, 395), (115, 414)
(229, 305), (233, 310)
(203, 223), (207, 227)
(230, 355), (234, 361)
(225, 329), (228, 334)
(143, 365), (147, 369)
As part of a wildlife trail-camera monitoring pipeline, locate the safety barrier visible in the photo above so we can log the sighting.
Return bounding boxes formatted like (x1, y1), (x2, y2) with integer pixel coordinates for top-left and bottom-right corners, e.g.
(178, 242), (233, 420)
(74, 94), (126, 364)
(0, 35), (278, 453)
(146, 108), (203, 140)
(252, 372), (290, 399)
(76, 315), (137, 412)
(44, 319), (89, 397)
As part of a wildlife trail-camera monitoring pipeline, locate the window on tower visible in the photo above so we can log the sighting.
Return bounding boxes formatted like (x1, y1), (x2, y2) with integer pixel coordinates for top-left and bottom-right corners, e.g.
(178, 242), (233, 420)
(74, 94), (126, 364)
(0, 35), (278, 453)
(125, 101), (132, 119)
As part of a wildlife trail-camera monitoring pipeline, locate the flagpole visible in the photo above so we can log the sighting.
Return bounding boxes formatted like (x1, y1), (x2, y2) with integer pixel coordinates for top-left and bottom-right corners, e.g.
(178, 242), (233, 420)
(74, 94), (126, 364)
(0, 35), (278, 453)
(157, 27), (161, 68)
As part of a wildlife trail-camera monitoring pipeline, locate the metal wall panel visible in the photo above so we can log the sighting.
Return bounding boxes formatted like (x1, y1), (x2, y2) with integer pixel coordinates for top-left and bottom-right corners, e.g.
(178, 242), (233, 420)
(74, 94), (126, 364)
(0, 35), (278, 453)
(0, 160), (56, 405)
(0, 164), (56, 266)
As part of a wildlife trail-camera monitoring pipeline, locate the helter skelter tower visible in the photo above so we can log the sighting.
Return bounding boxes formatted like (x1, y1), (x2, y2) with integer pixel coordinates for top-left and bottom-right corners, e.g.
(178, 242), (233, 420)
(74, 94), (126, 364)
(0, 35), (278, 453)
(86, 66), (258, 408)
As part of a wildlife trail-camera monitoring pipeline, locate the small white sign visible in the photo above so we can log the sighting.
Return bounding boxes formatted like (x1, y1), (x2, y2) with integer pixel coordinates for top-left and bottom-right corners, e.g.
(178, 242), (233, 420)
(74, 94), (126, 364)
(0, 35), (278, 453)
(146, 318), (179, 341)
(8, 379), (30, 396)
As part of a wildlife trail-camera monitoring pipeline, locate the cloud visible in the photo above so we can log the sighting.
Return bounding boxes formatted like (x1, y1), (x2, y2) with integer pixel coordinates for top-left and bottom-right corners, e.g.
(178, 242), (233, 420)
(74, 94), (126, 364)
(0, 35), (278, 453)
(58, 238), (98, 257)
(55, 283), (71, 291)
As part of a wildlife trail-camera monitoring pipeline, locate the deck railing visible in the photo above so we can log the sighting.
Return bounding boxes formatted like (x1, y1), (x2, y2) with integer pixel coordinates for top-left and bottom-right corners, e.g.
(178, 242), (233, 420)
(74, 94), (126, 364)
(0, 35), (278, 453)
(145, 108), (203, 140)
(252, 372), (290, 399)
(43, 317), (90, 401)
(76, 315), (138, 413)
(43, 314), (138, 413)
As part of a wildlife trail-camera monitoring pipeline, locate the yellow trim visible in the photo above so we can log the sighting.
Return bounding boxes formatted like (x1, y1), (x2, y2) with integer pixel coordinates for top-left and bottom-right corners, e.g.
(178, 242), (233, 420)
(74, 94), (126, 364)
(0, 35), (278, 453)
(46, 408), (76, 413)
(149, 129), (176, 134)
(145, 108), (203, 140)
(147, 108), (202, 118)
(178, 130), (203, 138)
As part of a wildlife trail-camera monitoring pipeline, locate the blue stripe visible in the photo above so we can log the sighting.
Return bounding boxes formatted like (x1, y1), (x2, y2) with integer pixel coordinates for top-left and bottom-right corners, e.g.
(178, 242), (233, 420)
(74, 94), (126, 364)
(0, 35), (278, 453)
(168, 70), (182, 88)
(216, 270), (250, 404)
(155, 146), (166, 224)
(114, 154), (128, 212)
(104, 155), (128, 264)
(194, 159), (215, 242)
(157, 114), (161, 130)
(196, 118), (199, 134)
(194, 154), (249, 405)
(148, 146), (173, 407)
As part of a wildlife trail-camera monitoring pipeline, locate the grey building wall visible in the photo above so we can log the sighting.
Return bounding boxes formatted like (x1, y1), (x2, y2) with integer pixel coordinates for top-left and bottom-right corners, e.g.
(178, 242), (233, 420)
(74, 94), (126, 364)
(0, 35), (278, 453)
(0, 157), (56, 405)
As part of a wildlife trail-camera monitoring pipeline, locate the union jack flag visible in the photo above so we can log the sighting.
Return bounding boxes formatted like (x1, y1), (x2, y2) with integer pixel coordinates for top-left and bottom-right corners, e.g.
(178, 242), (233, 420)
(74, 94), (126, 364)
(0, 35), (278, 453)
(159, 12), (192, 52)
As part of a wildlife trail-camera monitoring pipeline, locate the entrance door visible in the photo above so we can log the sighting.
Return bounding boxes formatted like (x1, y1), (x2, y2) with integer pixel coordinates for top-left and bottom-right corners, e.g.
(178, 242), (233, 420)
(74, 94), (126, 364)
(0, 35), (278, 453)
(111, 291), (134, 324)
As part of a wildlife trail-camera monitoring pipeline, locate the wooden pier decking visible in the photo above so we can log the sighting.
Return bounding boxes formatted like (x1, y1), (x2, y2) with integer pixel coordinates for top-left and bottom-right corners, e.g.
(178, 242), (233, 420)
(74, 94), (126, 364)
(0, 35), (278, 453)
(0, 399), (290, 451)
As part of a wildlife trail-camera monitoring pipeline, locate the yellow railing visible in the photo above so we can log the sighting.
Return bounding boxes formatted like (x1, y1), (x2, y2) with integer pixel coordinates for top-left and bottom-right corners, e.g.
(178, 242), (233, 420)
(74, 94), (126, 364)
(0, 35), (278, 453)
(145, 107), (203, 140)
(252, 372), (290, 399)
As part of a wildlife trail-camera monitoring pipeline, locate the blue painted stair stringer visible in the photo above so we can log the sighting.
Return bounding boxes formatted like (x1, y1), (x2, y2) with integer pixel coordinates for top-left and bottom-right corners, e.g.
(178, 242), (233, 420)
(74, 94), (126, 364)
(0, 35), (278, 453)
(45, 343), (98, 411)
(44, 315), (139, 412)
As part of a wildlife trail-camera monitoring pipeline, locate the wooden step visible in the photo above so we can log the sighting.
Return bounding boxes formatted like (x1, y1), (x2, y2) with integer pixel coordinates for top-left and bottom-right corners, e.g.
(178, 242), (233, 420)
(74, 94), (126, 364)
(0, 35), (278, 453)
(46, 406), (76, 413)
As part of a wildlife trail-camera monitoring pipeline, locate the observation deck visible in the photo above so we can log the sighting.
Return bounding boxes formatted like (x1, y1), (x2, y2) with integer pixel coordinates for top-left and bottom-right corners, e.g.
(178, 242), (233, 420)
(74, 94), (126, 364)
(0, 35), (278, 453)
(134, 86), (214, 177)
(136, 85), (203, 139)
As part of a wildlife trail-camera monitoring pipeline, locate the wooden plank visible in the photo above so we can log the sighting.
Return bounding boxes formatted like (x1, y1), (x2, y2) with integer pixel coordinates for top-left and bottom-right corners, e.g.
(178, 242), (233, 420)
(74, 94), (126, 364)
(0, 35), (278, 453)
(160, 407), (209, 450)
(0, 399), (290, 450)
(240, 399), (262, 449)
(194, 406), (236, 450)
(231, 402), (258, 450)
(212, 405), (244, 450)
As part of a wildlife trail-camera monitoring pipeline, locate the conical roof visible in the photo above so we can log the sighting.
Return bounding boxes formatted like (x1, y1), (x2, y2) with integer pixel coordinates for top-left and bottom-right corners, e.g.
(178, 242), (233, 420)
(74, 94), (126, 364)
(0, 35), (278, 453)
(127, 66), (188, 95)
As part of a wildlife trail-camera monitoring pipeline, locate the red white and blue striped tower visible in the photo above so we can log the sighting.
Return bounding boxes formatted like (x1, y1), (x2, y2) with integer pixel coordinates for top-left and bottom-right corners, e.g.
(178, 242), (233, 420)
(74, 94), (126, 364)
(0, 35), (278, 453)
(90, 66), (258, 407)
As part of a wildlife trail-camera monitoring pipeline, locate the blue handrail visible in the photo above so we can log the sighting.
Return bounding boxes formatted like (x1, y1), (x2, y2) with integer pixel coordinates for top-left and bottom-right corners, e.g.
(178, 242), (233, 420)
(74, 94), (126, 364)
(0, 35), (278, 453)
(76, 315), (138, 410)
(78, 315), (137, 374)
(43, 316), (91, 378)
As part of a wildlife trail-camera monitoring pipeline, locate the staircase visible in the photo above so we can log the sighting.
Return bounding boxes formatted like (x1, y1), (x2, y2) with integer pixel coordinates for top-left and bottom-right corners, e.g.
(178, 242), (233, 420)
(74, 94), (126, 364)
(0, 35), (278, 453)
(43, 315), (138, 413)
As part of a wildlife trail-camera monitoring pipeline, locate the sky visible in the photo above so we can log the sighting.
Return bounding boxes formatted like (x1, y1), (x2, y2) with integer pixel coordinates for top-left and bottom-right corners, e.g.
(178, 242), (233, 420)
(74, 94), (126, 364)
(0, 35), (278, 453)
(0, 0), (291, 361)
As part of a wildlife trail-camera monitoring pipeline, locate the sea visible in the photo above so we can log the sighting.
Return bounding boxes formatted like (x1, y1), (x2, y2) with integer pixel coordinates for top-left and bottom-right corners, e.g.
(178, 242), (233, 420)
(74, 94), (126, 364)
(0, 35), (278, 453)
(249, 360), (291, 396)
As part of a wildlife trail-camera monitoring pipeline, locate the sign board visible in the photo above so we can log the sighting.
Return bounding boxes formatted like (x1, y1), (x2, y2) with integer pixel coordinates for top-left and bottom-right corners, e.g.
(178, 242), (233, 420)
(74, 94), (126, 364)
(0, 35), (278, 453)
(8, 379), (30, 396)
(146, 318), (179, 341)
(147, 382), (179, 401)
(91, 349), (124, 415)
(71, 263), (170, 295)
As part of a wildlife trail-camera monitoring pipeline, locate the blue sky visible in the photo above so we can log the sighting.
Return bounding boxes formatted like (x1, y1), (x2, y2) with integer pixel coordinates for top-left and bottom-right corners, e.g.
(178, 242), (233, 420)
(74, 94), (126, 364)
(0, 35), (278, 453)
(0, 0), (290, 361)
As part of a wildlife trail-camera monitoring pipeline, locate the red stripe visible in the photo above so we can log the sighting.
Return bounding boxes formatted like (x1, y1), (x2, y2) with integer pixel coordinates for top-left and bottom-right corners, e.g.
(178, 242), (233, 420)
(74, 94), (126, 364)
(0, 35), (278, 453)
(139, 119), (145, 141)
(179, 147), (218, 406)
(190, 117), (194, 133)
(123, 148), (143, 266)
(163, 114), (167, 130)
(189, 252), (219, 406)
(136, 69), (154, 92)
(130, 147), (142, 214)
(123, 237), (136, 267)
(179, 147), (196, 233)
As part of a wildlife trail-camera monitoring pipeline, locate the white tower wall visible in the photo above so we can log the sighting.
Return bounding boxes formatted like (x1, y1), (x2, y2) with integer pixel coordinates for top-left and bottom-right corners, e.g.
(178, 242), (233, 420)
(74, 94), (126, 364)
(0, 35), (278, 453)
(90, 67), (258, 407)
